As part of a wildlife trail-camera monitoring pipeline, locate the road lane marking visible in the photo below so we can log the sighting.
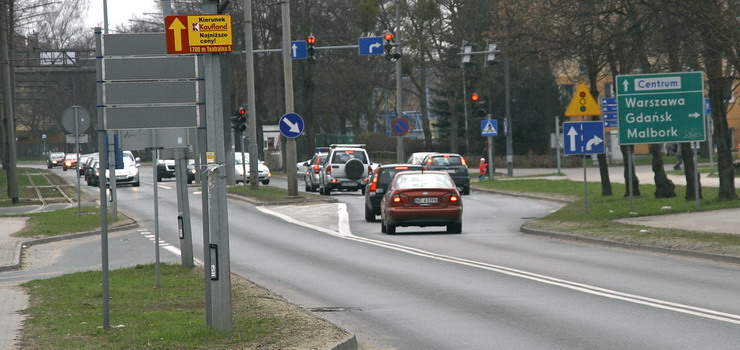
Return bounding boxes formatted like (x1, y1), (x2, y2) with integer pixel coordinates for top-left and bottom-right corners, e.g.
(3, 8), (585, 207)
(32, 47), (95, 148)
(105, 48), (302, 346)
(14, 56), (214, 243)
(257, 205), (740, 326)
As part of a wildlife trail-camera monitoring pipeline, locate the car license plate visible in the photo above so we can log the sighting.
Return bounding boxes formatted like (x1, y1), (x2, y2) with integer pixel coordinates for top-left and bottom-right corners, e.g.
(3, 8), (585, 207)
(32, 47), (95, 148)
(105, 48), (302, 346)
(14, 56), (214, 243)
(341, 182), (357, 187)
(445, 169), (457, 174)
(414, 197), (438, 204)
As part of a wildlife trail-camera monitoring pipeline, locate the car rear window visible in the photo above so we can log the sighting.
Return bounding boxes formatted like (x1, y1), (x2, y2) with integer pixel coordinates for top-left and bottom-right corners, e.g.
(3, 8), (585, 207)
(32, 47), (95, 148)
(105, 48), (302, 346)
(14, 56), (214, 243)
(428, 155), (463, 166)
(394, 173), (455, 189)
(378, 166), (423, 185)
(331, 150), (367, 164)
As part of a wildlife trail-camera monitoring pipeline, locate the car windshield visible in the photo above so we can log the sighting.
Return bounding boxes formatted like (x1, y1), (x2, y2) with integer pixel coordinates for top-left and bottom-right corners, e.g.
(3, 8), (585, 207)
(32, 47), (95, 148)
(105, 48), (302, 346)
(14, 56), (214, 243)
(235, 153), (250, 164)
(394, 173), (455, 189)
(331, 150), (367, 164)
(65, 154), (77, 160)
(123, 154), (136, 167)
(50, 152), (65, 159)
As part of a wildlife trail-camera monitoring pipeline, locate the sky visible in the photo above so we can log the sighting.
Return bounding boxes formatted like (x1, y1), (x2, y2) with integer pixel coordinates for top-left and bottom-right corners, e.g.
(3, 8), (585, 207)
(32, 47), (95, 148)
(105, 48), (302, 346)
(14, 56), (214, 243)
(86, 0), (161, 31)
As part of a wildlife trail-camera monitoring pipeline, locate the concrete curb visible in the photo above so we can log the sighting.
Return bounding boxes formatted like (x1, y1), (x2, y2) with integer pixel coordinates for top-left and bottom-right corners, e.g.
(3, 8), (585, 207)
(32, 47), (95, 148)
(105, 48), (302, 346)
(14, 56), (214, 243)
(519, 223), (740, 265)
(0, 221), (139, 273)
(226, 192), (338, 206)
(471, 185), (740, 265)
(327, 333), (358, 350)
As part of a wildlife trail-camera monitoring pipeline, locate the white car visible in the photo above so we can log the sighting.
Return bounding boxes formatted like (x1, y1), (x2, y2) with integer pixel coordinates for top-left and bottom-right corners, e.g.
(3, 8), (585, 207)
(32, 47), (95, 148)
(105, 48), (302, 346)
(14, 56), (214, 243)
(102, 151), (141, 187)
(234, 152), (271, 185)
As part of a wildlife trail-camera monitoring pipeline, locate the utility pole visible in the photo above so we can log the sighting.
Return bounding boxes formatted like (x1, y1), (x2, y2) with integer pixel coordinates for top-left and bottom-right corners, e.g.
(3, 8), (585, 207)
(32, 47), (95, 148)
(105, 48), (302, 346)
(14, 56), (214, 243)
(0, 1), (19, 203)
(202, 0), (232, 331)
(394, 0), (405, 163)
(244, 0), (260, 190)
(504, 50), (513, 176)
(281, 0), (298, 196)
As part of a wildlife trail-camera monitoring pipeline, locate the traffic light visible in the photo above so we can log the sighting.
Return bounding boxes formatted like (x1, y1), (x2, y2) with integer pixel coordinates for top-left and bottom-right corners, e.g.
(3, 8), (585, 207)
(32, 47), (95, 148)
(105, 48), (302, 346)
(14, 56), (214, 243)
(471, 93), (487, 118)
(231, 107), (247, 133)
(307, 35), (316, 62)
(384, 32), (402, 61)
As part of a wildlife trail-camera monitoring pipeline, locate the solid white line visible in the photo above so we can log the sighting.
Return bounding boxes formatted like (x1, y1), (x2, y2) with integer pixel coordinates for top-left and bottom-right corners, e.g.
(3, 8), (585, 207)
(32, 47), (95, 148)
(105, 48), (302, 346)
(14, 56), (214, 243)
(257, 204), (740, 325)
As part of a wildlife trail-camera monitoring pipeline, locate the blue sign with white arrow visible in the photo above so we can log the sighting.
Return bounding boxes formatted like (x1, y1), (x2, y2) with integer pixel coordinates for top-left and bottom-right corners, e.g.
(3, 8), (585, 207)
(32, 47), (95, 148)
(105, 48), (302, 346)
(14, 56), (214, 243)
(358, 36), (384, 56)
(290, 40), (307, 59)
(481, 120), (498, 137)
(601, 97), (618, 128)
(563, 121), (605, 155)
(279, 113), (305, 138)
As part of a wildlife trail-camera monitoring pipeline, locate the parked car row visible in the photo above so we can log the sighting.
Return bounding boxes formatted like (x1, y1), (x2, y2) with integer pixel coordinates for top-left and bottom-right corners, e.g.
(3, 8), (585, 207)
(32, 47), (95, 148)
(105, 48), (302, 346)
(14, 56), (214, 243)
(75, 151), (141, 187)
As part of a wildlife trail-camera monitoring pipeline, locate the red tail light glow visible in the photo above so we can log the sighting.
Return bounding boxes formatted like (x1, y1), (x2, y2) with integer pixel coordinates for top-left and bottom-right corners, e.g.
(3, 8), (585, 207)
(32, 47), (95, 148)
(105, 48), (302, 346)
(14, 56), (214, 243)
(449, 195), (459, 202)
(313, 164), (320, 173)
(369, 182), (377, 192)
(392, 195), (402, 203)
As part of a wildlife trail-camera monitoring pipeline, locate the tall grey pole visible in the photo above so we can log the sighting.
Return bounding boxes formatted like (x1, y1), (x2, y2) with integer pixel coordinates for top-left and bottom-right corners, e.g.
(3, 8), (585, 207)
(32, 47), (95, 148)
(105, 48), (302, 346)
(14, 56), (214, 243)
(202, 0), (232, 331)
(504, 50), (513, 176)
(555, 116), (561, 174)
(152, 145), (161, 288)
(0, 6), (18, 204)
(175, 148), (194, 268)
(244, 0), (259, 190)
(74, 108), (81, 217)
(94, 27), (110, 330)
(487, 136), (493, 179)
(394, 0), (405, 163)
(693, 142), (700, 210)
(281, 0), (298, 195)
(461, 42), (469, 156)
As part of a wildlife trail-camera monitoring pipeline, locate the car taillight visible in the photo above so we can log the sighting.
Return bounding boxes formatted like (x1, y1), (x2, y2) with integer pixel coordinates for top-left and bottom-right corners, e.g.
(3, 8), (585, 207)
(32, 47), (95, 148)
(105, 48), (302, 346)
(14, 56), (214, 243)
(390, 194), (408, 206)
(368, 182), (377, 192)
(443, 193), (461, 204)
(313, 164), (320, 173)
(326, 166), (331, 175)
(460, 158), (467, 166)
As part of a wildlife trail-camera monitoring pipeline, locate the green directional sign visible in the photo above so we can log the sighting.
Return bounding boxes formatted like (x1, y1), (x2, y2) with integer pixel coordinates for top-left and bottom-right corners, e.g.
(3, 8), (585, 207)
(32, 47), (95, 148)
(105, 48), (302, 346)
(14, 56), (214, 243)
(616, 71), (705, 145)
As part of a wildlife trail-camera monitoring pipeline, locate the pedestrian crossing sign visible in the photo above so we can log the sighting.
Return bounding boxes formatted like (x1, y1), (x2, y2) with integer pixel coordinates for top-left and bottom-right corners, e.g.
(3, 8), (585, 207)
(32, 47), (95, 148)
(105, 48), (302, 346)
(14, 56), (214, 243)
(481, 120), (498, 136)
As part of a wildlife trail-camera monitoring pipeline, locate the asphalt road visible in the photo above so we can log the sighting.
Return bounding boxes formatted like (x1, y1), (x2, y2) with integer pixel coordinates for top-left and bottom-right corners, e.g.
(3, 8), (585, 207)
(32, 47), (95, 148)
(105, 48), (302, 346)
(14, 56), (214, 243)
(49, 167), (740, 349)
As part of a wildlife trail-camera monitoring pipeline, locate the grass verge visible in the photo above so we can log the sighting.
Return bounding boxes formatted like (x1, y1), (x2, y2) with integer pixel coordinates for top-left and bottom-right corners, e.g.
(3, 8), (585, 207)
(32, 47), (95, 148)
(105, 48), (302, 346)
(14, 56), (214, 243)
(227, 184), (330, 204)
(5, 206), (128, 238)
(474, 178), (740, 257)
(20, 263), (347, 349)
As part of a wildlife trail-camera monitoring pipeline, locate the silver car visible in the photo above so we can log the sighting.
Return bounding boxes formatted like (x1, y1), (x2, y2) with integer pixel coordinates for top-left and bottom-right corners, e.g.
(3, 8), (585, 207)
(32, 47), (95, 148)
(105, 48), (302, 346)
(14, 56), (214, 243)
(302, 152), (327, 192)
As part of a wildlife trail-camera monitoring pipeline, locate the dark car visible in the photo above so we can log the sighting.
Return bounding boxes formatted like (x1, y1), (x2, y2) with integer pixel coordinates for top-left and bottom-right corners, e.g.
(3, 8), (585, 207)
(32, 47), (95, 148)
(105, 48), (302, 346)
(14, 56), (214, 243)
(364, 164), (424, 222)
(421, 153), (470, 195)
(380, 171), (463, 234)
(47, 152), (65, 169)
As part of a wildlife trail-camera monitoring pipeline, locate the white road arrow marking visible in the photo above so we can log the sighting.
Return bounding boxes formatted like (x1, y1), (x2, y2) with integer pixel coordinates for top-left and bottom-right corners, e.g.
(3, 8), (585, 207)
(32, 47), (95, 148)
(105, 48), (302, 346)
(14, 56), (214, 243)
(567, 126), (578, 152)
(291, 43), (298, 57)
(688, 112), (701, 118)
(282, 117), (300, 134)
(369, 42), (381, 53)
(622, 80), (629, 92)
(586, 135), (603, 151)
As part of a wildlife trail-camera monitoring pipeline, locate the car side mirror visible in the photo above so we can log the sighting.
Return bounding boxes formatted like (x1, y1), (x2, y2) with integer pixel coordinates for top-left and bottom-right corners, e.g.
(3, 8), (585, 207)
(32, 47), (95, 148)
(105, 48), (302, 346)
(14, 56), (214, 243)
(303, 161), (309, 166)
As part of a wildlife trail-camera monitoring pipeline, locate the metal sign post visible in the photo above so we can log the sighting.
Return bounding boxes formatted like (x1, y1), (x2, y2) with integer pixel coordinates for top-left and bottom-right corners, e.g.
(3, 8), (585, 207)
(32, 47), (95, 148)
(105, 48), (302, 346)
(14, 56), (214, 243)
(563, 121), (606, 213)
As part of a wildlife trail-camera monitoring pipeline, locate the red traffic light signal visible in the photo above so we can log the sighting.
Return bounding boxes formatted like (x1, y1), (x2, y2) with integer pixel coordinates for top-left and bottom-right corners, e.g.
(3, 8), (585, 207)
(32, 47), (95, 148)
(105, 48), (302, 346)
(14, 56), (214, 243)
(307, 35), (316, 45)
(384, 32), (394, 41)
(471, 93), (480, 102)
(236, 107), (246, 116)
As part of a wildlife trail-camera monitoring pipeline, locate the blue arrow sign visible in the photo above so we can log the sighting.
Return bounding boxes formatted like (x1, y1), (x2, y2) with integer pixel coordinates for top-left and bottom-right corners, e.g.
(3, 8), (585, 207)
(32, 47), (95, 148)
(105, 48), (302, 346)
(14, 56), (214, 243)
(563, 121), (605, 155)
(358, 36), (384, 56)
(481, 120), (498, 137)
(279, 113), (304, 138)
(290, 40), (307, 59)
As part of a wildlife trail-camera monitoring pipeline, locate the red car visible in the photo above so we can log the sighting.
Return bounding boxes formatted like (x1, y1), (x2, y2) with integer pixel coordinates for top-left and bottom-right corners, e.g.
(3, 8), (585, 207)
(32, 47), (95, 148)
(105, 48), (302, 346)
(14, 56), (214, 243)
(380, 171), (463, 234)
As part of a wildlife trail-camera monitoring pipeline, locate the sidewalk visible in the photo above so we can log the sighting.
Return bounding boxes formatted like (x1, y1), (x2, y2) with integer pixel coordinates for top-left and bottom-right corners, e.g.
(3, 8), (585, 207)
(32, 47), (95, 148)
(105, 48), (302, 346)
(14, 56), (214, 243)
(0, 217), (31, 350)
